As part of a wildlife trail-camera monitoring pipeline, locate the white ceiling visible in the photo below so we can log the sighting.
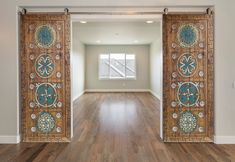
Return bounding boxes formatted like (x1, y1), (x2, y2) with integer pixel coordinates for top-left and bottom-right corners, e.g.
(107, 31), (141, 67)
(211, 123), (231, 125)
(73, 21), (161, 45)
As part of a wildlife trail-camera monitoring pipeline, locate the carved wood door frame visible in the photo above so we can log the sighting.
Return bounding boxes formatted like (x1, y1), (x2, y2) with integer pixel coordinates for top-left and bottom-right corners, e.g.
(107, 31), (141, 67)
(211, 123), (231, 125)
(20, 14), (71, 142)
(163, 14), (214, 142)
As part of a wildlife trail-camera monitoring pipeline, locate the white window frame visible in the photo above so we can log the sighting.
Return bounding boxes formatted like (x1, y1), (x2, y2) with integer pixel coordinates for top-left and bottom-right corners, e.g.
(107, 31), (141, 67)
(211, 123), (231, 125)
(99, 53), (136, 80)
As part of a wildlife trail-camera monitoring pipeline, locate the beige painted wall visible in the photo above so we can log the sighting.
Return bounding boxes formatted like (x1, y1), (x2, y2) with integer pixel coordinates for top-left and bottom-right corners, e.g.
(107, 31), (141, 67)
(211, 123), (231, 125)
(150, 23), (162, 98)
(85, 45), (150, 90)
(72, 23), (85, 100)
(1, 0), (235, 143)
(150, 39), (162, 98)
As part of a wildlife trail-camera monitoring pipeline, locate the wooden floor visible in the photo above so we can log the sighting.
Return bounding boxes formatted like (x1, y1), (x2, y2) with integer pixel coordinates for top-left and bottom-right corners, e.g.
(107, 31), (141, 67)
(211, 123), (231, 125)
(1, 92), (235, 162)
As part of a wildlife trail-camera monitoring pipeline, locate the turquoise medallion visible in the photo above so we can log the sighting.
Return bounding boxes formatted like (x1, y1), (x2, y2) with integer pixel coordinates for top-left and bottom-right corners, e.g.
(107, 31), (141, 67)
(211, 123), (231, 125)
(177, 24), (199, 48)
(37, 112), (55, 133)
(177, 82), (199, 107)
(35, 25), (56, 48)
(177, 53), (197, 77)
(35, 54), (55, 78)
(35, 83), (57, 107)
(179, 111), (197, 133)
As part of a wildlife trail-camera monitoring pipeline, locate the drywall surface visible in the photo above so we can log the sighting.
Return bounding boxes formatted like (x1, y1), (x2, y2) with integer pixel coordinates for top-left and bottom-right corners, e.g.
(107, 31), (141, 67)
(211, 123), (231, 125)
(150, 35), (162, 98)
(72, 23), (85, 100)
(85, 45), (150, 90)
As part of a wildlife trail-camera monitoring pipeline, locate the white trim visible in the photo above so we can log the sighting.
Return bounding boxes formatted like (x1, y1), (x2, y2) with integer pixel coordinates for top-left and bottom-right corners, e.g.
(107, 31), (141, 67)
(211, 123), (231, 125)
(73, 91), (85, 101)
(214, 136), (235, 144)
(0, 135), (20, 144)
(70, 20), (73, 139)
(150, 89), (163, 139)
(85, 89), (150, 92)
(149, 90), (161, 100)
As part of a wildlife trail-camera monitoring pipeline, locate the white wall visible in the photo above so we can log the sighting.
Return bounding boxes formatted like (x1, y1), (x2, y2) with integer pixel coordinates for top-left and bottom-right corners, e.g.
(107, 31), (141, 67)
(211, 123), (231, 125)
(85, 45), (150, 90)
(150, 24), (162, 99)
(72, 23), (85, 101)
(1, 0), (235, 143)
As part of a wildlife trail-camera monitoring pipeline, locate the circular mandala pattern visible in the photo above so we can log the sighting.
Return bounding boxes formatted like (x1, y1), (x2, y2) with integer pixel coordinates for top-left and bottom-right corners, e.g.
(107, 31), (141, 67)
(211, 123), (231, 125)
(29, 102), (35, 108)
(172, 113), (178, 119)
(199, 71), (204, 77)
(177, 82), (199, 107)
(31, 113), (36, 119)
(56, 127), (62, 133)
(56, 72), (62, 78)
(55, 54), (60, 60)
(172, 72), (177, 78)
(198, 112), (204, 118)
(172, 126), (178, 132)
(199, 42), (204, 48)
(29, 44), (34, 49)
(30, 73), (35, 79)
(35, 25), (56, 48)
(56, 112), (62, 118)
(198, 53), (203, 59)
(200, 82), (204, 88)
(30, 54), (35, 60)
(29, 84), (35, 90)
(177, 53), (197, 77)
(172, 43), (177, 48)
(200, 101), (205, 107)
(57, 102), (62, 108)
(56, 43), (61, 49)
(172, 53), (177, 60)
(35, 83), (57, 107)
(179, 111), (197, 133)
(35, 54), (55, 78)
(37, 112), (55, 133)
(199, 127), (204, 132)
(171, 83), (177, 89)
(31, 127), (36, 132)
(171, 101), (177, 107)
(177, 24), (199, 48)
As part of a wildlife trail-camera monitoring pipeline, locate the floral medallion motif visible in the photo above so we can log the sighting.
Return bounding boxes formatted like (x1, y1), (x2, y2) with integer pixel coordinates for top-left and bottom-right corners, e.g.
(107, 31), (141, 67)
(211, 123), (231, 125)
(177, 82), (199, 107)
(35, 25), (56, 48)
(35, 54), (55, 78)
(177, 53), (197, 77)
(179, 111), (197, 133)
(37, 112), (55, 133)
(35, 83), (57, 107)
(177, 24), (199, 48)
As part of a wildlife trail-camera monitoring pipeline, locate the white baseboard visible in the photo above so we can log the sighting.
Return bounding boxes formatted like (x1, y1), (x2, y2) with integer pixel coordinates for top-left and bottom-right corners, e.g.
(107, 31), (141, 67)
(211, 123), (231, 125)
(85, 89), (150, 92)
(0, 135), (20, 144)
(149, 90), (161, 100)
(73, 91), (85, 101)
(214, 136), (235, 144)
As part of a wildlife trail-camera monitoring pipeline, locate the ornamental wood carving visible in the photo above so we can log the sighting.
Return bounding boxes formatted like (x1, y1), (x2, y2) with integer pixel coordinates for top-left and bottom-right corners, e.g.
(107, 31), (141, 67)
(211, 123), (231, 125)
(163, 14), (214, 142)
(20, 14), (71, 142)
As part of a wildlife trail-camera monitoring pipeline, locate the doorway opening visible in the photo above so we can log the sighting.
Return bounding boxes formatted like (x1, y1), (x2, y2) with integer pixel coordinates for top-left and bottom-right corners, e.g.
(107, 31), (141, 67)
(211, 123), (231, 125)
(71, 14), (163, 138)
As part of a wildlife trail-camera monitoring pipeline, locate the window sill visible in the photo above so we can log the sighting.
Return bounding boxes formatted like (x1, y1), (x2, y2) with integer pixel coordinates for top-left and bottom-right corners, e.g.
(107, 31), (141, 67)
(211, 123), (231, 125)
(99, 78), (136, 81)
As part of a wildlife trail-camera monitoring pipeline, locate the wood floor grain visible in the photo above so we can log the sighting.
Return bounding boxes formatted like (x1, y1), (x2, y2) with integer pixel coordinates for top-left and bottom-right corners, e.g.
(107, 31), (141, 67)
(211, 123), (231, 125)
(0, 92), (234, 162)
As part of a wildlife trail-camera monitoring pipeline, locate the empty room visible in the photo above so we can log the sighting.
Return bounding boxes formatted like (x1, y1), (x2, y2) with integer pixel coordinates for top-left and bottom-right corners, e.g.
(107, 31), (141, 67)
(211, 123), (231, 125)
(1, 1), (235, 162)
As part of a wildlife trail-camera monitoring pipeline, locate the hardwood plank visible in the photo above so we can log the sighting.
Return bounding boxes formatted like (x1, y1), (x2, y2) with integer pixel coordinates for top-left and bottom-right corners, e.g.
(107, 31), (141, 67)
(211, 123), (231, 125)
(0, 92), (234, 162)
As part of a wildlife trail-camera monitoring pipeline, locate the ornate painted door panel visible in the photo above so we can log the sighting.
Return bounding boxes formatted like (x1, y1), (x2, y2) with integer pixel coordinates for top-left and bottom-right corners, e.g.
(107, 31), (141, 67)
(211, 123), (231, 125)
(21, 14), (71, 142)
(163, 14), (214, 142)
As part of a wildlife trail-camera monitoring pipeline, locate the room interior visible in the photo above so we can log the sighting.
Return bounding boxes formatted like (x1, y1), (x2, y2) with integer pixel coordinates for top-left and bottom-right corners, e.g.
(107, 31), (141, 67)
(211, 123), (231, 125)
(71, 19), (162, 99)
(1, 1), (235, 161)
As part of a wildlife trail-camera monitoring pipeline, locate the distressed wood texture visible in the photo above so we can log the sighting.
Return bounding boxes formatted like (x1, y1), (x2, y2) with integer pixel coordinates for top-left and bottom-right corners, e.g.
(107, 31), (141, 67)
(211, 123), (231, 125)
(20, 14), (71, 142)
(163, 14), (214, 142)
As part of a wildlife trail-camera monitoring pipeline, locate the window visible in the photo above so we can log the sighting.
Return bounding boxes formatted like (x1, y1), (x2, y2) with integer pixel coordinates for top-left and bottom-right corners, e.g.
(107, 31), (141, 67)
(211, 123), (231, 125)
(99, 53), (136, 79)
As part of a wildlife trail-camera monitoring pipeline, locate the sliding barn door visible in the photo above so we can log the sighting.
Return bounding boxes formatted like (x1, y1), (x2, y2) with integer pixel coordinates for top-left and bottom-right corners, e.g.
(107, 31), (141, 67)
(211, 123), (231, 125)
(163, 14), (214, 142)
(20, 14), (71, 142)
